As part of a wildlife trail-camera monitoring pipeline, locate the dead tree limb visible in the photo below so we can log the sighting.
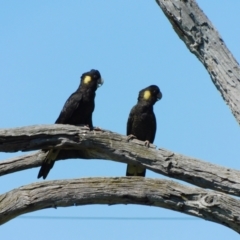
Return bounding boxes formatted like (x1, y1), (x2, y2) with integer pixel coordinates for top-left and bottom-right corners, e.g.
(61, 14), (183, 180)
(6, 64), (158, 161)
(0, 177), (240, 233)
(0, 0), (239, 236)
(1, 124), (240, 197)
(155, 0), (240, 124)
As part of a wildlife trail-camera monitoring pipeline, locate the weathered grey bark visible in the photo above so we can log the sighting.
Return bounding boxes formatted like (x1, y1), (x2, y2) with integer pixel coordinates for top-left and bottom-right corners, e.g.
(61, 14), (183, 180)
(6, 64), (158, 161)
(155, 0), (240, 124)
(1, 124), (240, 197)
(1, 177), (240, 233)
(0, 0), (240, 234)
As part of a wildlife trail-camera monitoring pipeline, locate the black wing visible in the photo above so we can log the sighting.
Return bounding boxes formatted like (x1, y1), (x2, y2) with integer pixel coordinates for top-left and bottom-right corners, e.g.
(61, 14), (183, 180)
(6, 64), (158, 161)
(126, 105), (147, 177)
(55, 91), (82, 124)
(126, 106), (136, 135)
(146, 112), (156, 143)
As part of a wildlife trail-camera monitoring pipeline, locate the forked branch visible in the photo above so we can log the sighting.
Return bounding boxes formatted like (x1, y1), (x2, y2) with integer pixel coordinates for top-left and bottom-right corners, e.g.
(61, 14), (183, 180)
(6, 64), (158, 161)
(0, 124), (240, 197)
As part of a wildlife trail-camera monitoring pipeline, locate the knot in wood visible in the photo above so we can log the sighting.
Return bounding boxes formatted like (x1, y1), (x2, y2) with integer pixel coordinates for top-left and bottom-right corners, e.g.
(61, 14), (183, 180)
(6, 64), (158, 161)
(200, 194), (220, 207)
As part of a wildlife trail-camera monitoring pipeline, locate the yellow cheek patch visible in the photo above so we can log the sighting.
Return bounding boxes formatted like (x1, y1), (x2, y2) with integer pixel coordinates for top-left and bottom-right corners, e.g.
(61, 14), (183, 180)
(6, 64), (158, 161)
(143, 90), (151, 100)
(83, 75), (92, 84)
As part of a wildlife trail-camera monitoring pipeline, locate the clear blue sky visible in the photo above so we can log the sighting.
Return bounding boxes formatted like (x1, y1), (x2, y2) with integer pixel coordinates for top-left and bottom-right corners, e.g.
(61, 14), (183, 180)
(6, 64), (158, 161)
(1, 1), (240, 239)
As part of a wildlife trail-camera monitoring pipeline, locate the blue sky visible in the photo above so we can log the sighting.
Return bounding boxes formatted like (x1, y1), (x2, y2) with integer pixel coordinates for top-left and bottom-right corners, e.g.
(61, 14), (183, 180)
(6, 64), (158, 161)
(1, 1), (240, 239)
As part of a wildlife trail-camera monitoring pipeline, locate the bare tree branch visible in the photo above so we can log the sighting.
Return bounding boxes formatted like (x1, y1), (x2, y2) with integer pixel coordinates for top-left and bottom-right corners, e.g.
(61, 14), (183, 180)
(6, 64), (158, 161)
(1, 177), (240, 233)
(0, 0), (239, 236)
(1, 124), (240, 197)
(155, 0), (240, 124)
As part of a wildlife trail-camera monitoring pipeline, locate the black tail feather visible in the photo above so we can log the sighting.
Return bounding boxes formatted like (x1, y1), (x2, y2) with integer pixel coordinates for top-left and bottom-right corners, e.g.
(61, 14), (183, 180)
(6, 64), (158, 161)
(37, 161), (55, 179)
(37, 149), (59, 179)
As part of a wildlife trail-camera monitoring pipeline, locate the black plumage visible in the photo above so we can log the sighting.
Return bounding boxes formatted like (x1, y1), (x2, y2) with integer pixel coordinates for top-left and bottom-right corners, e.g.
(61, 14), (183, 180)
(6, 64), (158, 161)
(126, 85), (162, 177)
(37, 69), (103, 179)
